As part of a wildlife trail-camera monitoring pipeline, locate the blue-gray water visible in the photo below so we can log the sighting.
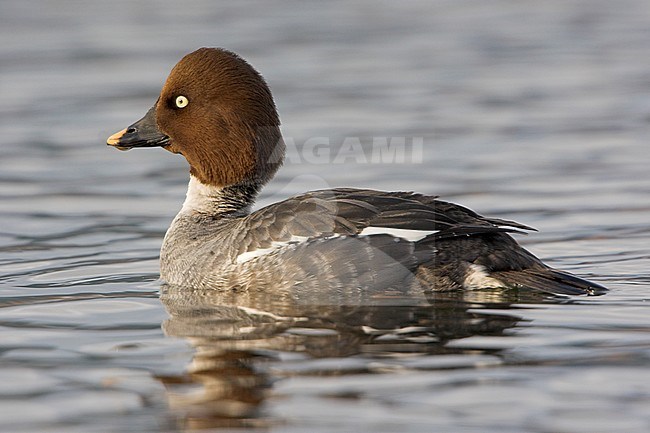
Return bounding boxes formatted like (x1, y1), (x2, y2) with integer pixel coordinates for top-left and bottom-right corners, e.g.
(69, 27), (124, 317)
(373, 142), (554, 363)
(1, 1), (649, 432)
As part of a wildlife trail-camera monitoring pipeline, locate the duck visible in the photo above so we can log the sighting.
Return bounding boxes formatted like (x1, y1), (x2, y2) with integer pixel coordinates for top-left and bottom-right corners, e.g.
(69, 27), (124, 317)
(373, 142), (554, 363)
(107, 47), (607, 297)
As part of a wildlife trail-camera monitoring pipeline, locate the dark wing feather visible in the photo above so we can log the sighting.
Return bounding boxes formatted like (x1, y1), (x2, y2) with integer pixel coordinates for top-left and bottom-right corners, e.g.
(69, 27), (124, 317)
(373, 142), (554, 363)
(240, 188), (533, 254)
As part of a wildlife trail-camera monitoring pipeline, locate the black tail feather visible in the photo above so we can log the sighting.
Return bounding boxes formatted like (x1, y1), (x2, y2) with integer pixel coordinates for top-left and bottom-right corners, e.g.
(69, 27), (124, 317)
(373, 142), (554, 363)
(494, 268), (608, 296)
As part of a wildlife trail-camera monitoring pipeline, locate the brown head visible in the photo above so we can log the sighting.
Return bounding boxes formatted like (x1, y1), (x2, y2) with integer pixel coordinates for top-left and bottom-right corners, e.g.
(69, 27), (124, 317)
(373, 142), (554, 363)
(107, 48), (285, 188)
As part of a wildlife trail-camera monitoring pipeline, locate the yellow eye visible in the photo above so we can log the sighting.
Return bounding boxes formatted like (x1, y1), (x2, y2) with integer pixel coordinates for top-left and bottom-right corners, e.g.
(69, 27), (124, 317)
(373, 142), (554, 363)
(175, 95), (189, 108)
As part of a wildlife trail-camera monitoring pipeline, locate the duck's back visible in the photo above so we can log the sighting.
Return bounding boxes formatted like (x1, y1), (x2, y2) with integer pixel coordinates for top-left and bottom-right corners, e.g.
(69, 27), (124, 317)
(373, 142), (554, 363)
(160, 188), (606, 297)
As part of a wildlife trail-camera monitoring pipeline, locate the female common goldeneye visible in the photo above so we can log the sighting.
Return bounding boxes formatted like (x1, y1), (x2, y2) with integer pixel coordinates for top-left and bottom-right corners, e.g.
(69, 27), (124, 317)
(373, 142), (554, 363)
(107, 48), (606, 296)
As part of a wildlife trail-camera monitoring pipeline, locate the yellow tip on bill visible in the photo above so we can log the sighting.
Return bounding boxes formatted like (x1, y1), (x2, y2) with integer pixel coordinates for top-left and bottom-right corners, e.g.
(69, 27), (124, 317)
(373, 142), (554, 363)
(107, 128), (127, 146)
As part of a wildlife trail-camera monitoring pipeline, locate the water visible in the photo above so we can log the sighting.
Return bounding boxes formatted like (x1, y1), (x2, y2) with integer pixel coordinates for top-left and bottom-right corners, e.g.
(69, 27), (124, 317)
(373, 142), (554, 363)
(1, 0), (649, 431)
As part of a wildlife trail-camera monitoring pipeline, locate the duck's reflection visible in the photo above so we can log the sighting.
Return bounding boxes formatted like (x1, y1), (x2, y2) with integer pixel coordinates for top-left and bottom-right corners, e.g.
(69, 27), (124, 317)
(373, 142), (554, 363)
(158, 285), (537, 430)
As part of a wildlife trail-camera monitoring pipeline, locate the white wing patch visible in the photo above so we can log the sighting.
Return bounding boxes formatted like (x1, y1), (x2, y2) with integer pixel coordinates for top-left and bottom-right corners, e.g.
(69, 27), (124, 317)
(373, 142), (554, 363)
(359, 226), (438, 242)
(463, 264), (506, 290)
(235, 235), (310, 264)
(235, 227), (437, 265)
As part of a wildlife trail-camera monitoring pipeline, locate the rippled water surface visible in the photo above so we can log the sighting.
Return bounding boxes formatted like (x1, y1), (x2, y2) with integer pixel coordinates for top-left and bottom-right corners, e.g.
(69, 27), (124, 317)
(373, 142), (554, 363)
(1, 1), (649, 432)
